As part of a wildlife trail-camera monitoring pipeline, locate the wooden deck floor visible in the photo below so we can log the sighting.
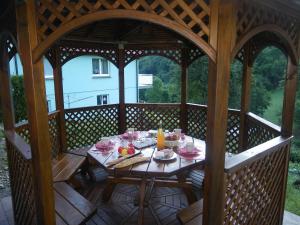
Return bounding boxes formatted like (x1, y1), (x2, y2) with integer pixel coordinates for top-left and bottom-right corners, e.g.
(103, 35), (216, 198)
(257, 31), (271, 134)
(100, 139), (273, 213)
(80, 169), (203, 225)
(0, 169), (204, 225)
(1, 168), (299, 225)
(0, 196), (14, 225)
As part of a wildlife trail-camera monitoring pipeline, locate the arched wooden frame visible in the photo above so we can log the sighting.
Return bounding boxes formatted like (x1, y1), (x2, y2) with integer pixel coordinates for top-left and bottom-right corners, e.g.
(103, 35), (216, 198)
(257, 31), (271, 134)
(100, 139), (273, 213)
(124, 46), (206, 67)
(231, 25), (299, 65)
(0, 32), (18, 63)
(250, 43), (288, 67)
(32, 10), (216, 63)
(0, 31), (18, 130)
(45, 45), (118, 68)
(187, 48), (206, 67)
(124, 48), (182, 66)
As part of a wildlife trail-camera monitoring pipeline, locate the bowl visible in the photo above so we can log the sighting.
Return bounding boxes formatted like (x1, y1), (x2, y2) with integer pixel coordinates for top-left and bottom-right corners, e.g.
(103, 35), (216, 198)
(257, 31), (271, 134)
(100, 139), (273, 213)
(164, 140), (179, 148)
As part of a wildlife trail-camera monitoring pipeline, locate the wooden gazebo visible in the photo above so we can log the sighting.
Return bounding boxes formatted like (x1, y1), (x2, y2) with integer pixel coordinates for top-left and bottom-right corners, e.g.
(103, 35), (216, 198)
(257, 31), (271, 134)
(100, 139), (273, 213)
(0, 0), (299, 225)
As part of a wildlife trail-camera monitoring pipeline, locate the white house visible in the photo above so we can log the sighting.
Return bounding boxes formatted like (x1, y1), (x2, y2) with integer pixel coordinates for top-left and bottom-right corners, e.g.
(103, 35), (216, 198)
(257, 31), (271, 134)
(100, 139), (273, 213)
(9, 55), (153, 111)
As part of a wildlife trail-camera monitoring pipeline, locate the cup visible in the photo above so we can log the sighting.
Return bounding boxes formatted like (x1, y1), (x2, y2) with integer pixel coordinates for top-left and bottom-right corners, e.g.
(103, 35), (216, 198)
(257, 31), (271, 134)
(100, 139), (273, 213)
(174, 128), (182, 136)
(127, 128), (135, 132)
(186, 142), (194, 152)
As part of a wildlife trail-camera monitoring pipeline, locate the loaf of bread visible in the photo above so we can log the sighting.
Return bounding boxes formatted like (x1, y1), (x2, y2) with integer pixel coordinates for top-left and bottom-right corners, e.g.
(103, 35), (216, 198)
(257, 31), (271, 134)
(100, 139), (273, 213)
(114, 156), (151, 168)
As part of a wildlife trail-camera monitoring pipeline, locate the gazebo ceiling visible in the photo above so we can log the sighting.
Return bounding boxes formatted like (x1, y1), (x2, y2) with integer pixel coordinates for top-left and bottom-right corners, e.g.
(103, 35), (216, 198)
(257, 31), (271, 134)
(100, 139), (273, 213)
(60, 19), (197, 47)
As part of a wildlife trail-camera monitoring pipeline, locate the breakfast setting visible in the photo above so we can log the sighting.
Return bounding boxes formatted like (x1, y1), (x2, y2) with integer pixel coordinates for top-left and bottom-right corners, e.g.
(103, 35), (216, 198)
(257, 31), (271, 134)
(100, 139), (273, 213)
(88, 121), (205, 169)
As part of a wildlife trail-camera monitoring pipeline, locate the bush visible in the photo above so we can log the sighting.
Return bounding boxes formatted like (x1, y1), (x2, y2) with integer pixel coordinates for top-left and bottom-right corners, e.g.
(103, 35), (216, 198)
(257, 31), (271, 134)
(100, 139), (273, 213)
(290, 148), (300, 163)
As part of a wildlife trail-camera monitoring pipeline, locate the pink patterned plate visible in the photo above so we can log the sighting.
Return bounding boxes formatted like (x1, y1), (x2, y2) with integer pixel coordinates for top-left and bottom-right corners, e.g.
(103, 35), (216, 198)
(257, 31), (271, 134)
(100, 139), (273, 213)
(95, 140), (115, 152)
(121, 132), (139, 140)
(178, 147), (201, 157)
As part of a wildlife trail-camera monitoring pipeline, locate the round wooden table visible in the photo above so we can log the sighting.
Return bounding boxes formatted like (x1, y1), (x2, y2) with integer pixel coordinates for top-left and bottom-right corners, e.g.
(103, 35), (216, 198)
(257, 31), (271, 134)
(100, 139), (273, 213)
(88, 134), (206, 225)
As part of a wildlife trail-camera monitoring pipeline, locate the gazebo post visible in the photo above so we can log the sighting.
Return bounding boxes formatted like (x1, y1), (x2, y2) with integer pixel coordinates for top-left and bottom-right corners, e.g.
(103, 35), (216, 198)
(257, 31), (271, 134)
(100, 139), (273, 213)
(278, 56), (298, 224)
(0, 42), (15, 130)
(118, 44), (126, 133)
(180, 48), (188, 133)
(203, 0), (236, 224)
(238, 43), (252, 151)
(281, 57), (298, 137)
(53, 45), (67, 153)
(15, 1), (55, 225)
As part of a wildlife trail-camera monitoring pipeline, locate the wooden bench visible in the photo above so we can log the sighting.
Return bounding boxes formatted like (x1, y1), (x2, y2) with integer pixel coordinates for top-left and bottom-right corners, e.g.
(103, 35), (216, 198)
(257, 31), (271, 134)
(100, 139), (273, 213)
(177, 199), (203, 225)
(52, 153), (86, 183)
(54, 182), (96, 225)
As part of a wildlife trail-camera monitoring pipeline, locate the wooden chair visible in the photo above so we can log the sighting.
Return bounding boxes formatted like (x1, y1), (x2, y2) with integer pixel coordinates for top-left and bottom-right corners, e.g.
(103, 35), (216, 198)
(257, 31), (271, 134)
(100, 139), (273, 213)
(54, 182), (96, 225)
(177, 199), (203, 225)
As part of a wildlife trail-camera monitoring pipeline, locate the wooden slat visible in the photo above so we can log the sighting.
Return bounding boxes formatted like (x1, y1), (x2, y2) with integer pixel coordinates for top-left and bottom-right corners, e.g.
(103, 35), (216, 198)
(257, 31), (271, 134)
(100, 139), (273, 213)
(55, 214), (68, 225)
(54, 182), (96, 218)
(54, 191), (86, 225)
(186, 214), (203, 225)
(177, 199), (203, 224)
(130, 147), (154, 176)
(52, 153), (86, 182)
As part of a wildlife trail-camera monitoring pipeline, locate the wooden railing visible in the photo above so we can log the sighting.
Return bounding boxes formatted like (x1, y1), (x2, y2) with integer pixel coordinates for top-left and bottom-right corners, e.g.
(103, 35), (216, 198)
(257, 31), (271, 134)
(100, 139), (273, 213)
(15, 111), (61, 158)
(224, 136), (291, 224)
(186, 104), (207, 140)
(14, 104), (281, 155)
(5, 131), (37, 225)
(125, 103), (181, 131)
(64, 104), (119, 150)
(186, 104), (241, 153)
(246, 112), (281, 149)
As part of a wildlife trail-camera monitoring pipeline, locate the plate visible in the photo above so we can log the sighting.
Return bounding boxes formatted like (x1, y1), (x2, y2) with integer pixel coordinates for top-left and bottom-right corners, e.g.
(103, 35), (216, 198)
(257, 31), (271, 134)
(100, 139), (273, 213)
(178, 147), (204, 160)
(153, 149), (177, 161)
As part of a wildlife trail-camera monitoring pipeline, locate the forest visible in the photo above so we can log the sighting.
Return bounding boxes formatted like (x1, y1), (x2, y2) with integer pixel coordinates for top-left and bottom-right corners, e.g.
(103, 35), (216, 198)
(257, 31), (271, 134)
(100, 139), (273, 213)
(139, 47), (300, 162)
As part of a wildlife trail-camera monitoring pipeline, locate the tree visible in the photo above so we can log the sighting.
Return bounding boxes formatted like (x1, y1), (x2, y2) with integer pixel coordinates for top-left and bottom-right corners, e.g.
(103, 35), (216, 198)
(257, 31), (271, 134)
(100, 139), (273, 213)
(145, 77), (169, 103)
(139, 56), (180, 103)
(11, 75), (27, 122)
(252, 47), (287, 91)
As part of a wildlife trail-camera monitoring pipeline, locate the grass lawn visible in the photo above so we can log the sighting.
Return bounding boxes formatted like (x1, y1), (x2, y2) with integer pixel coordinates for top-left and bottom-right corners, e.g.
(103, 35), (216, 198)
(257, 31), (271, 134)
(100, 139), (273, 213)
(285, 172), (300, 215)
(263, 89), (300, 215)
(263, 88), (284, 125)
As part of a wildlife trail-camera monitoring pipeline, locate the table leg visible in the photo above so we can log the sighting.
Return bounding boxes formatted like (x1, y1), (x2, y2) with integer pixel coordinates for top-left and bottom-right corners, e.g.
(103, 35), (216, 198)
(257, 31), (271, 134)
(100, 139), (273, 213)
(177, 172), (197, 204)
(138, 177), (147, 225)
(102, 180), (117, 202)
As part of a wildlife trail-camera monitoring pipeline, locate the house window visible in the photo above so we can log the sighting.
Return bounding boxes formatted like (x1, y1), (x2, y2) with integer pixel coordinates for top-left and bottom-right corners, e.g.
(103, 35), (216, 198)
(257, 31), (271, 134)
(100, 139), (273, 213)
(92, 58), (109, 77)
(97, 94), (109, 105)
(47, 100), (51, 112)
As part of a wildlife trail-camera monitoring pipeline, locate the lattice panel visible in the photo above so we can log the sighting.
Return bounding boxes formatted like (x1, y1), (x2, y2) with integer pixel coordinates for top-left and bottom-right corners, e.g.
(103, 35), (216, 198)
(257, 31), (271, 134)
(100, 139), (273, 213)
(246, 116), (281, 149)
(186, 104), (207, 140)
(5, 37), (17, 60)
(187, 48), (205, 66)
(235, 47), (245, 63)
(226, 110), (240, 154)
(48, 112), (61, 158)
(45, 47), (56, 68)
(6, 140), (37, 225)
(15, 123), (31, 144)
(59, 45), (118, 67)
(65, 105), (119, 150)
(125, 48), (182, 65)
(237, 0), (300, 50)
(37, 0), (211, 44)
(15, 114), (62, 158)
(125, 104), (180, 131)
(224, 143), (289, 225)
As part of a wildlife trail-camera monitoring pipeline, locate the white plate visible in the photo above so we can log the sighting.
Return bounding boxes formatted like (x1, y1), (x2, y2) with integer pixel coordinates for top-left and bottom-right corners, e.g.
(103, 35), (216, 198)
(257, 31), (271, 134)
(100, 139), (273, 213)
(153, 150), (177, 161)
